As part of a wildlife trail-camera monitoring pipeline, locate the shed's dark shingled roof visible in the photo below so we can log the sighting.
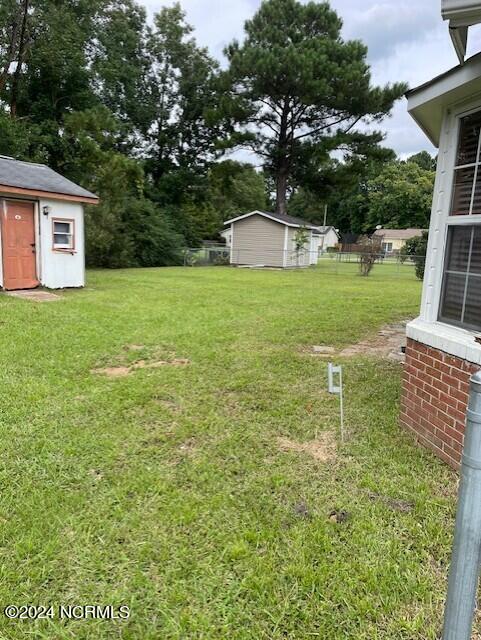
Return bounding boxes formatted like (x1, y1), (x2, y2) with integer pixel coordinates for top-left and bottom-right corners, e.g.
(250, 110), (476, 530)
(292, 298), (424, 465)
(0, 156), (97, 200)
(257, 211), (318, 228)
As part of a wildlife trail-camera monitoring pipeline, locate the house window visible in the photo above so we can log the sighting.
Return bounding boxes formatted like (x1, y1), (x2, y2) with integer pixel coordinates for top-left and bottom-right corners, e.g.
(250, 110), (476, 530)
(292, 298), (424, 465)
(439, 225), (481, 330)
(382, 242), (393, 253)
(451, 110), (481, 215)
(52, 219), (75, 250)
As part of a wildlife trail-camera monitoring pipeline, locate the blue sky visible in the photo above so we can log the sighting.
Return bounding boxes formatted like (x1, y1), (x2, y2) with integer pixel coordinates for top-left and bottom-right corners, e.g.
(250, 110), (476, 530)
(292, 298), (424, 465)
(142, 0), (481, 159)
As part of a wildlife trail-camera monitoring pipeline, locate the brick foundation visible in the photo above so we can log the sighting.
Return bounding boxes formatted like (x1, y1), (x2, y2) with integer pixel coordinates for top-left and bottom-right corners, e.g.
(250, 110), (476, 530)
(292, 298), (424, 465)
(400, 338), (478, 468)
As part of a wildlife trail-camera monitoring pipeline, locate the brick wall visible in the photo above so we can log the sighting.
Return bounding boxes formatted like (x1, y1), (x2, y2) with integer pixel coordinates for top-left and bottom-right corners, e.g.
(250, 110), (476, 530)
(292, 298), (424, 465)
(400, 338), (478, 468)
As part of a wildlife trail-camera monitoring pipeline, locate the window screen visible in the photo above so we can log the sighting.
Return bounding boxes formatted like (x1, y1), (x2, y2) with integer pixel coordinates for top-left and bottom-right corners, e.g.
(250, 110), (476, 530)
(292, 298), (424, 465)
(439, 225), (481, 330)
(452, 111), (481, 215)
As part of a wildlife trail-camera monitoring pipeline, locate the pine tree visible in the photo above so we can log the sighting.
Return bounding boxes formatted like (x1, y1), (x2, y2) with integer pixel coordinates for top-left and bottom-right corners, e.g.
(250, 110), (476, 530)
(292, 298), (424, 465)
(226, 0), (407, 214)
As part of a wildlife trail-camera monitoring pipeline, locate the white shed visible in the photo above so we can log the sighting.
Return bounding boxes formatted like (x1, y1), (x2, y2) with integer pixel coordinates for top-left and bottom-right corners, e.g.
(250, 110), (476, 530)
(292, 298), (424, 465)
(0, 156), (98, 290)
(224, 210), (319, 268)
(311, 226), (339, 252)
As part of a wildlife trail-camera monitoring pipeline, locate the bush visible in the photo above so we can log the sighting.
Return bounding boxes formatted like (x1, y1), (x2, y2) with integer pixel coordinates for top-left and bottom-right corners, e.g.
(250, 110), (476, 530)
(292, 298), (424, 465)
(400, 232), (428, 280)
(358, 237), (382, 277)
(86, 197), (185, 268)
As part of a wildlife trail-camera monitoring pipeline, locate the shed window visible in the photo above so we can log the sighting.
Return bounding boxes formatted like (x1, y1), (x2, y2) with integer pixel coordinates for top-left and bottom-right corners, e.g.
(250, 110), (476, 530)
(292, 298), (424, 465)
(52, 219), (74, 250)
(382, 242), (393, 253)
(439, 225), (481, 330)
(452, 110), (481, 215)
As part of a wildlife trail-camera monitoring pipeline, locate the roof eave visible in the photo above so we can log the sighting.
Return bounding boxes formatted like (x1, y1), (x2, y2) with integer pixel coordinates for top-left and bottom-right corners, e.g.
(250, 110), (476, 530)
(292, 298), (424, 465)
(406, 53), (481, 147)
(224, 210), (316, 229)
(0, 184), (99, 204)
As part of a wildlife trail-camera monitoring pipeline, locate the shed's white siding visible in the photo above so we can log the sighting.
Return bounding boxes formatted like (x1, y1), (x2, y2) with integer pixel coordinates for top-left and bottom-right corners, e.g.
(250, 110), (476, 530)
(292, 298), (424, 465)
(38, 199), (85, 289)
(322, 228), (339, 251)
(285, 226), (311, 267)
(0, 194), (85, 290)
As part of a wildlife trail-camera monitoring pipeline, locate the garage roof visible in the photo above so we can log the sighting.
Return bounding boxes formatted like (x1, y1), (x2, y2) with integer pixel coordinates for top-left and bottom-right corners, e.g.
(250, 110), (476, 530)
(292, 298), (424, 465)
(0, 156), (98, 204)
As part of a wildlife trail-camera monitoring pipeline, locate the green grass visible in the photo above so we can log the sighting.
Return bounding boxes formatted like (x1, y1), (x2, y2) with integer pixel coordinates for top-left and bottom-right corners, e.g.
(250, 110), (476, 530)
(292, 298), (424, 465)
(0, 263), (462, 638)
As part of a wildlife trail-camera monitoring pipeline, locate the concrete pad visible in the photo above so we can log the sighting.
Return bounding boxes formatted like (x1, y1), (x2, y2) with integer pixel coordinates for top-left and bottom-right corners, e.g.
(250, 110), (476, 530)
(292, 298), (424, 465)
(6, 290), (61, 302)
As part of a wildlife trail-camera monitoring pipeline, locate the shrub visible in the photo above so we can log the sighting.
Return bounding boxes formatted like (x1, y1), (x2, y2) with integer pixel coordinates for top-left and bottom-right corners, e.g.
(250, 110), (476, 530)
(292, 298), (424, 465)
(358, 237), (382, 277)
(400, 232), (428, 280)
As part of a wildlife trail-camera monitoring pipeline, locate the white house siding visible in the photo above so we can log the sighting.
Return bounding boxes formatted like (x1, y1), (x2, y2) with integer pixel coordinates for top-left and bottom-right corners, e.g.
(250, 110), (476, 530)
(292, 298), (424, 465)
(231, 215), (286, 267)
(38, 199), (85, 288)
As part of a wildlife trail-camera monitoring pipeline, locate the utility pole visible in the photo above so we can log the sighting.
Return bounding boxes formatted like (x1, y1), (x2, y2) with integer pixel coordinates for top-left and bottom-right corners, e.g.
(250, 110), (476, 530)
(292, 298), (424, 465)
(323, 204), (328, 229)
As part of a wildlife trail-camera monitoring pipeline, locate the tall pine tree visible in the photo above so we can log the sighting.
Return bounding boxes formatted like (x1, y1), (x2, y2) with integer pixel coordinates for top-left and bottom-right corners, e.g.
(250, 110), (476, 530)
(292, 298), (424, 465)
(226, 0), (407, 214)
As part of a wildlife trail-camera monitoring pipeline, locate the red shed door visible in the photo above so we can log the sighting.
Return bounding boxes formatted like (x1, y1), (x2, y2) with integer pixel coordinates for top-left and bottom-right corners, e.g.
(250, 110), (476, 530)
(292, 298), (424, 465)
(2, 201), (38, 290)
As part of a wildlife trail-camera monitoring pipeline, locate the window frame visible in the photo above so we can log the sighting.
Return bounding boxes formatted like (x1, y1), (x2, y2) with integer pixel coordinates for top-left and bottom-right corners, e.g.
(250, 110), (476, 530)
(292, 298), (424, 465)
(438, 224), (481, 331)
(450, 109), (481, 216)
(52, 217), (75, 252)
(382, 241), (393, 253)
(435, 103), (481, 330)
(417, 98), (481, 326)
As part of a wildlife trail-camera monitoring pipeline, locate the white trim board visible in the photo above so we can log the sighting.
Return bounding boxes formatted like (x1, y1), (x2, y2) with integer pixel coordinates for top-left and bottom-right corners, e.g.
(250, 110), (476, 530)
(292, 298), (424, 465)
(418, 97), (481, 325)
(224, 210), (317, 229)
(407, 317), (481, 365)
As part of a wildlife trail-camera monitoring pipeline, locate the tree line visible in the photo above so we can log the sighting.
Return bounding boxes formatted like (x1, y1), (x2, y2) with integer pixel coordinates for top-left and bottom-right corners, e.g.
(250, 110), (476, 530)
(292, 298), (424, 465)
(0, 0), (433, 267)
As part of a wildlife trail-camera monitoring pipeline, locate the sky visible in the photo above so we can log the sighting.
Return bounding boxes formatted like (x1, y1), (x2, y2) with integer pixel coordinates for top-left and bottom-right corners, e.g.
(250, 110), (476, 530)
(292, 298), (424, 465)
(140, 0), (481, 160)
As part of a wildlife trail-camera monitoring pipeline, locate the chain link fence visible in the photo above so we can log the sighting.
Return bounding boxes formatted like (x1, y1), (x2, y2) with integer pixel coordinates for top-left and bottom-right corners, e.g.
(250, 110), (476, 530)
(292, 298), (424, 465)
(183, 246), (231, 266)
(183, 247), (426, 276)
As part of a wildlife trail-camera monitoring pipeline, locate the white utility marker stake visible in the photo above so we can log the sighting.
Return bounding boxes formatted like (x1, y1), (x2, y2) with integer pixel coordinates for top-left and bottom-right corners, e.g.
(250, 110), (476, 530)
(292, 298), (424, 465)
(328, 363), (345, 442)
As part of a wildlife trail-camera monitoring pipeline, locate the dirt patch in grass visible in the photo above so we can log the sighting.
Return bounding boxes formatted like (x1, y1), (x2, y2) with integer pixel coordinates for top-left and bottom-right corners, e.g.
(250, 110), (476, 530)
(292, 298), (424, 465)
(94, 366), (131, 377)
(368, 491), (414, 513)
(132, 358), (190, 370)
(308, 321), (409, 361)
(278, 431), (336, 463)
(93, 359), (190, 377)
(92, 345), (190, 377)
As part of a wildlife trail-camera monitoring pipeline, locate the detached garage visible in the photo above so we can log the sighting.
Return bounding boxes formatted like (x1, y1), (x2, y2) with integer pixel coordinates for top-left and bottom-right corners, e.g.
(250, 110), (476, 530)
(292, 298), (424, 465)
(224, 210), (319, 268)
(0, 156), (98, 290)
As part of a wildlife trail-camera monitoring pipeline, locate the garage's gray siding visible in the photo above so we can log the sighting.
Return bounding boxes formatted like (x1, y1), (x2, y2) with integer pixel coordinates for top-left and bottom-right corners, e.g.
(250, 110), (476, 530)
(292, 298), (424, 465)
(231, 215), (286, 267)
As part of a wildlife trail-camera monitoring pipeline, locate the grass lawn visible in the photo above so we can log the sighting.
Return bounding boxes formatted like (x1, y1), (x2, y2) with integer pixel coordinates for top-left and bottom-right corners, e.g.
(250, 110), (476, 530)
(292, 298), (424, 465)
(0, 263), (463, 639)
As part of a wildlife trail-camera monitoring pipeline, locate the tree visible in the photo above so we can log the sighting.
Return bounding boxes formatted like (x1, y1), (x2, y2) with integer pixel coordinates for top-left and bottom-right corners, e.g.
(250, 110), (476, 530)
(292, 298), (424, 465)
(293, 226), (309, 266)
(62, 106), (185, 268)
(358, 236), (382, 277)
(225, 0), (406, 214)
(144, 5), (225, 182)
(408, 151), (436, 172)
(91, 0), (150, 136)
(288, 146), (396, 232)
(365, 160), (435, 231)
(400, 232), (429, 280)
(208, 160), (267, 219)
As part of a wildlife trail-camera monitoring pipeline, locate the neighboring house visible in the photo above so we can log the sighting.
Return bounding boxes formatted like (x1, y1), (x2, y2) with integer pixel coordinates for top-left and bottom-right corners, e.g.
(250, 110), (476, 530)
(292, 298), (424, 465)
(224, 210), (319, 267)
(312, 226), (339, 252)
(401, 9), (481, 468)
(372, 228), (425, 254)
(0, 156), (98, 291)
